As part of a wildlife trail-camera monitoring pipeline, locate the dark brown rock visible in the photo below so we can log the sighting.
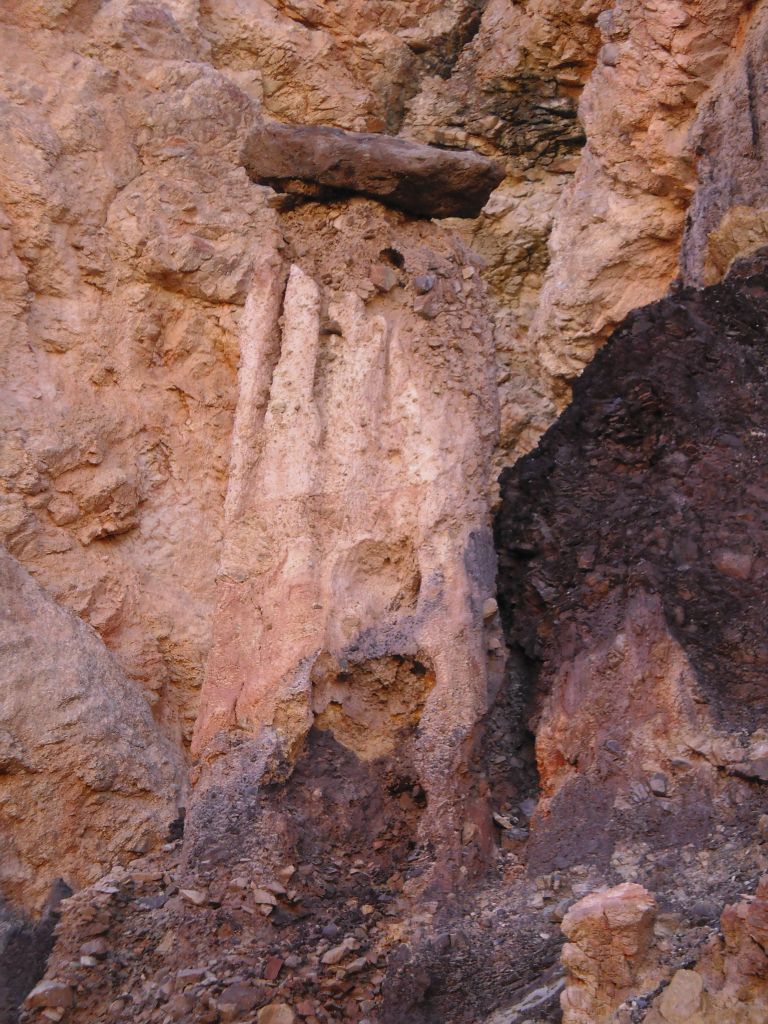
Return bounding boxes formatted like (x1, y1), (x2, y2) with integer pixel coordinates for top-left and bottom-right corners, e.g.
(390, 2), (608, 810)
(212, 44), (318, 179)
(496, 248), (768, 874)
(242, 122), (505, 218)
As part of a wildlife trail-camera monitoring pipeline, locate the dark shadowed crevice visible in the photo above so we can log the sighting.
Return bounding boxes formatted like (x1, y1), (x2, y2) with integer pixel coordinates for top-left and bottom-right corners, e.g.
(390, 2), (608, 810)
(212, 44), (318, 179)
(415, 0), (488, 80)
(0, 881), (71, 1024)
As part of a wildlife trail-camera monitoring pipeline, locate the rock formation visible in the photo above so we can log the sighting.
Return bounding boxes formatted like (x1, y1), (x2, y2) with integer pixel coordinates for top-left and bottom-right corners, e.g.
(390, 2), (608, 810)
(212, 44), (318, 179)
(560, 883), (660, 1023)
(242, 122), (505, 218)
(559, 877), (768, 1024)
(2, 1), (768, 1023)
(0, 549), (183, 912)
(496, 249), (768, 880)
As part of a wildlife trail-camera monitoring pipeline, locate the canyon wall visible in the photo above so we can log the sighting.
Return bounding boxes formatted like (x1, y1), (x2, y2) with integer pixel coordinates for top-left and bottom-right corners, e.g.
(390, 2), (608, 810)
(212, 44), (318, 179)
(1, 1), (768, 1023)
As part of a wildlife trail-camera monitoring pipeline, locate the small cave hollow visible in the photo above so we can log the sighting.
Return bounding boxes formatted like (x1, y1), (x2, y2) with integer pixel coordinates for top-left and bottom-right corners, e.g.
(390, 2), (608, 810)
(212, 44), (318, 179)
(310, 652), (435, 761)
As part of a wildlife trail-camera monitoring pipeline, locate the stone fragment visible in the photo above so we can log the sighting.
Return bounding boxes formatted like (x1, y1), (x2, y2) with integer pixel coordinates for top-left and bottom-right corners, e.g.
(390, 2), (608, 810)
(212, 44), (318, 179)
(242, 122), (504, 218)
(345, 957), (368, 974)
(80, 938), (108, 959)
(46, 494), (79, 527)
(561, 884), (660, 1024)
(167, 993), (194, 1020)
(712, 549), (753, 580)
(370, 265), (398, 292)
(413, 274), (436, 294)
(413, 292), (440, 320)
(218, 983), (262, 1017)
(263, 880), (287, 896)
(649, 773), (668, 796)
(176, 968), (207, 987)
(657, 969), (704, 1023)
(321, 940), (353, 965)
(688, 901), (718, 925)
(257, 1003), (295, 1024)
(252, 888), (278, 906)
(24, 981), (74, 1010)
(519, 798), (538, 820)
(180, 889), (207, 907)
(264, 955), (283, 981)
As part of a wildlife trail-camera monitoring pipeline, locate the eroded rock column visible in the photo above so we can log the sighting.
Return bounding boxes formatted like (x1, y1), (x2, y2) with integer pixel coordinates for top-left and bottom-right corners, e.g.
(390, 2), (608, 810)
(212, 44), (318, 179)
(189, 199), (503, 869)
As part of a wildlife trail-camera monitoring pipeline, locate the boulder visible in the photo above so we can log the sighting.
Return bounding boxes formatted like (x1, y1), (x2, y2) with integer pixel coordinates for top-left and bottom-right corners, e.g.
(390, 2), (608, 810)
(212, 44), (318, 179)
(560, 883), (660, 1024)
(242, 121), (505, 218)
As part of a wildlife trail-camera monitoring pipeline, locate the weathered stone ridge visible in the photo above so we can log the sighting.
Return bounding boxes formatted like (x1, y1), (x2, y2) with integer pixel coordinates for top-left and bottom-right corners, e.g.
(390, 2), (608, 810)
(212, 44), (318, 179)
(190, 201), (503, 872)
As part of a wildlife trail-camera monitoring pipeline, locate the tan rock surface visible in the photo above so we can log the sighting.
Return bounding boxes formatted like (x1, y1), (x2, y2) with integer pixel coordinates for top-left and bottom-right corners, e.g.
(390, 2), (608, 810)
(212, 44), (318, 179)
(530, 0), (756, 389)
(401, 0), (610, 462)
(4, 1), (768, 1020)
(3, 0), (768, 757)
(199, 0), (486, 132)
(0, 4), (282, 742)
(0, 548), (183, 912)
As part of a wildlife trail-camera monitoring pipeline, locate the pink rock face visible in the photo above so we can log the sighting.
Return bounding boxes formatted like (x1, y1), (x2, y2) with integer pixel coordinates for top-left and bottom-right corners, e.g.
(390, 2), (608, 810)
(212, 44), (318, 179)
(191, 203), (503, 853)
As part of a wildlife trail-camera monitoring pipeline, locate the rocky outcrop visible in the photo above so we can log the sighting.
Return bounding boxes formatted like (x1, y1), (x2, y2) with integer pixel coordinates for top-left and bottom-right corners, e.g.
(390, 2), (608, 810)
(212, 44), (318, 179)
(558, 878), (768, 1024)
(682, 2), (768, 286)
(188, 198), (503, 881)
(560, 884), (659, 1024)
(0, 6), (282, 743)
(242, 122), (505, 218)
(527, 0), (760, 387)
(497, 249), (768, 879)
(0, 549), (183, 912)
(4, 1), (768, 1023)
(643, 878), (768, 1024)
(23, 253), (768, 1022)
(197, 0), (490, 134)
